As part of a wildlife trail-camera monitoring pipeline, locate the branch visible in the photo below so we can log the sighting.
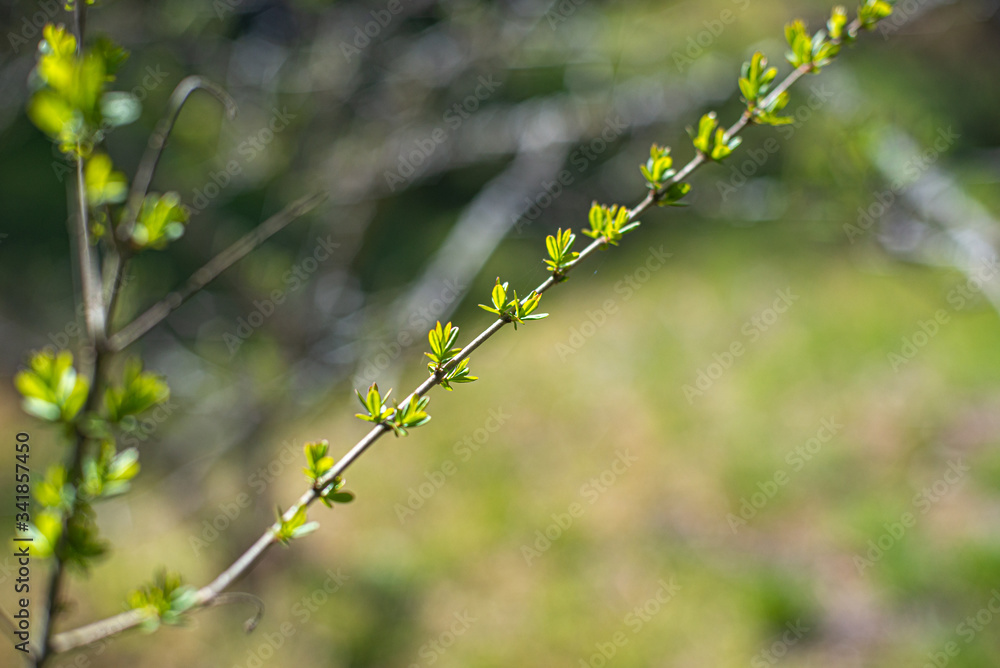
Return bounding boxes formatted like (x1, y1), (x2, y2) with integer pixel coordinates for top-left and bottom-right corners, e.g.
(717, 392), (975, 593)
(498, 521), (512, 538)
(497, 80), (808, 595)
(102, 77), (236, 334)
(75, 147), (106, 351)
(49, 13), (876, 655)
(48, 591), (264, 654)
(38, 5), (104, 664)
(107, 192), (328, 352)
(38, 357), (108, 667)
(116, 76), (238, 244)
(48, 609), (147, 655)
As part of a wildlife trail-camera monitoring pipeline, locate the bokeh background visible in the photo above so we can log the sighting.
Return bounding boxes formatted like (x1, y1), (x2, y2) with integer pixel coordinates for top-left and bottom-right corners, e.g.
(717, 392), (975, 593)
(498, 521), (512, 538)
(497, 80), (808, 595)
(3, 0), (1000, 666)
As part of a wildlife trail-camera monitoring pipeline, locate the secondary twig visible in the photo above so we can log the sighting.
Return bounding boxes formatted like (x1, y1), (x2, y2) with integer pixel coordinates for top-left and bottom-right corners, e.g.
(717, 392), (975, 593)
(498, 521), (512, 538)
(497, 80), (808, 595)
(107, 192), (328, 352)
(116, 76), (238, 244)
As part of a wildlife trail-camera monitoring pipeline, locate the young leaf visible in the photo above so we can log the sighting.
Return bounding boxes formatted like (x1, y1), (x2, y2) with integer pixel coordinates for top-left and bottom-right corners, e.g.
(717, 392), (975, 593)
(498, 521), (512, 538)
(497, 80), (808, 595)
(491, 279), (507, 310)
(127, 570), (194, 631)
(479, 278), (511, 317)
(640, 144), (675, 189)
(36, 465), (74, 511)
(131, 192), (189, 250)
(828, 5), (848, 39)
(23, 511), (62, 558)
(440, 358), (478, 391)
(658, 182), (691, 207)
(104, 358), (170, 423)
(544, 227), (579, 278)
(273, 506), (319, 546)
(583, 203), (639, 246)
(80, 441), (140, 499)
(303, 440), (334, 482)
(354, 383), (393, 424)
(318, 476), (356, 508)
(15, 349), (89, 422)
(84, 153), (127, 206)
(389, 395), (431, 437)
(425, 321), (461, 369)
(859, 0), (893, 29)
(690, 112), (718, 154)
(62, 504), (108, 570)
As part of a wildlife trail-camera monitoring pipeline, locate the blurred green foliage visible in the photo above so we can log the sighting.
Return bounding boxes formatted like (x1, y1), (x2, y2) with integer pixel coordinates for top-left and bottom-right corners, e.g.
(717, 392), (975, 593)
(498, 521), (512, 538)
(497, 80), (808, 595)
(2, 0), (1000, 666)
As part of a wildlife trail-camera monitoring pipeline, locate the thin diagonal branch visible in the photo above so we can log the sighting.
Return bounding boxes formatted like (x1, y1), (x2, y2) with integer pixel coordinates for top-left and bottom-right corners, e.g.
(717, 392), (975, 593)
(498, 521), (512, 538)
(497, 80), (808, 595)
(107, 192), (328, 352)
(117, 76), (238, 244)
(48, 592), (263, 654)
(50, 16), (871, 656)
(106, 77), (236, 332)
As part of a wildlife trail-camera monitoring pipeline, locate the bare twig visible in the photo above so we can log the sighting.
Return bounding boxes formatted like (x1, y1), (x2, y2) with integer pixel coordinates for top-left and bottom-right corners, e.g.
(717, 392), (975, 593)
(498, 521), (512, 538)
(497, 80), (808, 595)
(75, 150), (106, 351)
(107, 192), (328, 352)
(207, 592), (266, 633)
(116, 76), (238, 244)
(72, 0), (85, 57)
(105, 77), (236, 334)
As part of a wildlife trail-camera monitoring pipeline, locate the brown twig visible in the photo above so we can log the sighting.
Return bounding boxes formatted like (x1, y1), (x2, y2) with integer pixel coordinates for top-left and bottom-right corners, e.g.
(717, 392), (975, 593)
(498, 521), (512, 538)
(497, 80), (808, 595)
(107, 192), (328, 352)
